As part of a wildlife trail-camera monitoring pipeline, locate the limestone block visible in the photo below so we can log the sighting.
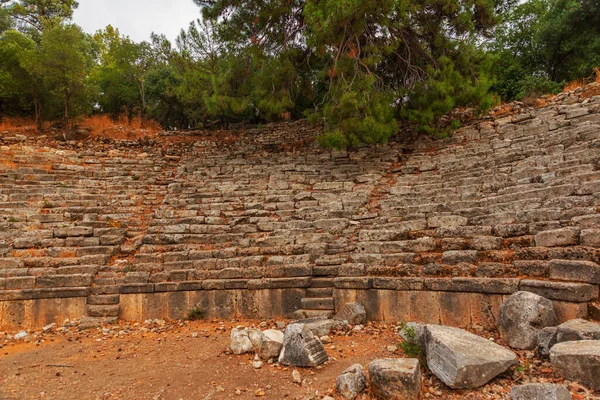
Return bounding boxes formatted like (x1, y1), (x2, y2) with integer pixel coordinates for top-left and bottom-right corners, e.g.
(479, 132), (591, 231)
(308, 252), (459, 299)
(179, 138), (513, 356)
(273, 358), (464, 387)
(511, 383), (571, 400)
(551, 341), (600, 390)
(368, 358), (422, 400)
(425, 325), (517, 389)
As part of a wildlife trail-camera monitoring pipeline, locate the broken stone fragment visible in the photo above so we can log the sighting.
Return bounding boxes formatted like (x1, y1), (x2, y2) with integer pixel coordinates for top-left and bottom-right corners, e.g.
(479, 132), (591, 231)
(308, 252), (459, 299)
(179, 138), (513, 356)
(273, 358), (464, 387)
(425, 325), (517, 389)
(278, 323), (328, 367)
(555, 319), (600, 342)
(537, 327), (558, 358)
(333, 302), (366, 325)
(299, 317), (348, 336)
(336, 364), (367, 400)
(510, 383), (571, 400)
(258, 329), (284, 360)
(550, 340), (600, 390)
(498, 291), (558, 350)
(368, 358), (422, 400)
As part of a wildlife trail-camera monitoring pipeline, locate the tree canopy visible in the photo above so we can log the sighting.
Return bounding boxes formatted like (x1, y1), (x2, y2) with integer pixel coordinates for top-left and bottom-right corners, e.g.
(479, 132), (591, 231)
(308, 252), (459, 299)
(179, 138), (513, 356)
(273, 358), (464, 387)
(0, 0), (599, 148)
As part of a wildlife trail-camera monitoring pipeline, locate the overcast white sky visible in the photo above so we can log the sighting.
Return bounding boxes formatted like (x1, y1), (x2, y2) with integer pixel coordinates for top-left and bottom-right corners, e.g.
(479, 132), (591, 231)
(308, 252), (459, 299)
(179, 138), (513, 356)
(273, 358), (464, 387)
(73, 0), (202, 43)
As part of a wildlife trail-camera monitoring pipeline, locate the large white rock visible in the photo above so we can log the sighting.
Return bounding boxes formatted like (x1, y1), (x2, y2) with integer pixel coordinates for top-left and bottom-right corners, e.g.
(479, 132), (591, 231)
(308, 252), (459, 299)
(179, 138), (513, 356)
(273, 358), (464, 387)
(278, 323), (328, 367)
(498, 291), (558, 350)
(230, 327), (262, 355)
(425, 325), (517, 389)
(550, 340), (600, 390)
(259, 329), (284, 360)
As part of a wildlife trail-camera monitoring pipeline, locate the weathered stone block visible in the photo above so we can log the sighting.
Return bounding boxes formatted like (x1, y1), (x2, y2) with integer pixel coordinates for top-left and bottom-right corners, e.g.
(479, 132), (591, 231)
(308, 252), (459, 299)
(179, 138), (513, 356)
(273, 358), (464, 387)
(425, 324), (517, 389)
(520, 280), (598, 302)
(534, 229), (578, 247)
(511, 383), (571, 400)
(549, 259), (600, 284)
(278, 323), (328, 367)
(368, 358), (422, 400)
(551, 341), (600, 390)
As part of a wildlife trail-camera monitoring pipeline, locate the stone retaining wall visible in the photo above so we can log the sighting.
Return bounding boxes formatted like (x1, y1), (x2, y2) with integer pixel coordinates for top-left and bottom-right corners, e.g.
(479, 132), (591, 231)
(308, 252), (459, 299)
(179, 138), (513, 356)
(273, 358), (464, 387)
(1, 87), (600, 330)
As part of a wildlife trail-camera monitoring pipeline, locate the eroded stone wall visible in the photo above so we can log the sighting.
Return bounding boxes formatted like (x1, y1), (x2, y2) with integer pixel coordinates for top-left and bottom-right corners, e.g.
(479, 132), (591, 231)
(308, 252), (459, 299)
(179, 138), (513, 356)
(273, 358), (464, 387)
(1, 88), (600, 330)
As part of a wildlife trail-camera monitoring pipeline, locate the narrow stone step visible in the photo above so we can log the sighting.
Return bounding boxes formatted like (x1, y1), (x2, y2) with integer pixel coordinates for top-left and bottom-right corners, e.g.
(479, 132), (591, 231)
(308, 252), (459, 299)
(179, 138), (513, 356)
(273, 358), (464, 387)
(87, 304), (120, 318)
(87, 294), (120, 305)
(306, 287), (333, 298)
(300, 297), (334, 310)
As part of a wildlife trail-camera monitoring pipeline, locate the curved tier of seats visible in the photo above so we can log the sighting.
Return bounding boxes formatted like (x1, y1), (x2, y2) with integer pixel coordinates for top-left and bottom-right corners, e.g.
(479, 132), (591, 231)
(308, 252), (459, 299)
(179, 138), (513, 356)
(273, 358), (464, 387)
(1, 93), (599, 329)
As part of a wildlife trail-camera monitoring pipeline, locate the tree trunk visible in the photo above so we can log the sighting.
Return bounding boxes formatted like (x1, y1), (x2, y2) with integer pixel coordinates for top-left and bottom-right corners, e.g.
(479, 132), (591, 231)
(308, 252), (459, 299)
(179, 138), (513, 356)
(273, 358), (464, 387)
(32, 90), (42, 131)
(139, 78), (146, 127)
(63, 89), (70, 128)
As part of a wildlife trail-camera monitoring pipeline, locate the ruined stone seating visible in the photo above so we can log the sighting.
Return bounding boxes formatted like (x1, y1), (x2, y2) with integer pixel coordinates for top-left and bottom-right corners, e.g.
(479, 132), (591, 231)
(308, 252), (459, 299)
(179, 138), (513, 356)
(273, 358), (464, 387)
(1, 95), (599, 329)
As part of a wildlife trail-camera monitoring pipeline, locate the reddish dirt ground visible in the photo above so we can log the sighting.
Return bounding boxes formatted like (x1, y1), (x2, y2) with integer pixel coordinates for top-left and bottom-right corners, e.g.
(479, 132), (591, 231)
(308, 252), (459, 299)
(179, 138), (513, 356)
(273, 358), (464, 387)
(3, 320), (599, 400)
(0, 320), (396, 400)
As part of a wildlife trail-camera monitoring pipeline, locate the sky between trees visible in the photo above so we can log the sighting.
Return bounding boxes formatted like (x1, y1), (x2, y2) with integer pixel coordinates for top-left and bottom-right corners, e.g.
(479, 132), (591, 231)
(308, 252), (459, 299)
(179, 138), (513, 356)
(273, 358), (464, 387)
(73, 0), (200, 43)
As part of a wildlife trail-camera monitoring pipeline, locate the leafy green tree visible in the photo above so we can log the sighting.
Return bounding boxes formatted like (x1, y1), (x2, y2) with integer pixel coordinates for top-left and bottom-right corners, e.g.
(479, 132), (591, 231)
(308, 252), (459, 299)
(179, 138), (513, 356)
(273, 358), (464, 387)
(173, 18), (252, 126)
(38, 23), (96, 125)
(0, 29), (44, 127)
(0, 0), (78, 32)
(490, 0), (600, 101)
(93, 26), (158, 124)
(195, 0), (509, 148)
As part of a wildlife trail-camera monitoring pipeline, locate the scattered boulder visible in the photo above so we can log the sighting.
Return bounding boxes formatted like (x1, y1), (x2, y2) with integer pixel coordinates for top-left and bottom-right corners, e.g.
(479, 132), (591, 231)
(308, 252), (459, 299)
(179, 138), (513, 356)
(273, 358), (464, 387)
(556, 319), (600, 342)
(336, 364), (367, 399)
(537, 327), (558, 358)
(292, 369), (302, 384)
(230, 327), (262, 355)
(299, 317), (346, 337)
(258, 329), (284, 360)
(333, 302), (366, 325)
(278, 323), (328, 367)
(498, 291), (558, 350)
(425, 325), (517, 389)
(14, 331), (28, 340)
(550, 340), (600, 390)
(511, 383), (571, 400)
(42, 323), (57, 333)
(368, 358), (422, 400)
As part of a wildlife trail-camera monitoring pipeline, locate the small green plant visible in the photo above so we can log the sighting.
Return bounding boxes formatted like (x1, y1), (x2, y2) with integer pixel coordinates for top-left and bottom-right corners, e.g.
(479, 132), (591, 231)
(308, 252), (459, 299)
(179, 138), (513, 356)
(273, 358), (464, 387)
(7, 217), (18, 223)
(186, 306), (205, 321)
(42, 200), (54, 209)
(399, 324), (422, 359)
(514, 360), (530, 374)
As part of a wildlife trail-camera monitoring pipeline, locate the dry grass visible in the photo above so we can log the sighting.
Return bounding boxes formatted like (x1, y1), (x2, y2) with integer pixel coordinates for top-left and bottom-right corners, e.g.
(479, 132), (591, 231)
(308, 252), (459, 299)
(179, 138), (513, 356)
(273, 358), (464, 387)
(81, 114), (161, 140)
(563, 79), (586, 92)
(0, 114), (162, 140)
(0, 116), (39, 132)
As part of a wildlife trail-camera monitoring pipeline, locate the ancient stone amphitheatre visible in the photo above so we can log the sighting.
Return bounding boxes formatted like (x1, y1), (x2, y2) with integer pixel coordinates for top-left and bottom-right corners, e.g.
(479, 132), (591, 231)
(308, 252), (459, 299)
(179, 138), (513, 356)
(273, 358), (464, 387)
(1, 85), (600, 399)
